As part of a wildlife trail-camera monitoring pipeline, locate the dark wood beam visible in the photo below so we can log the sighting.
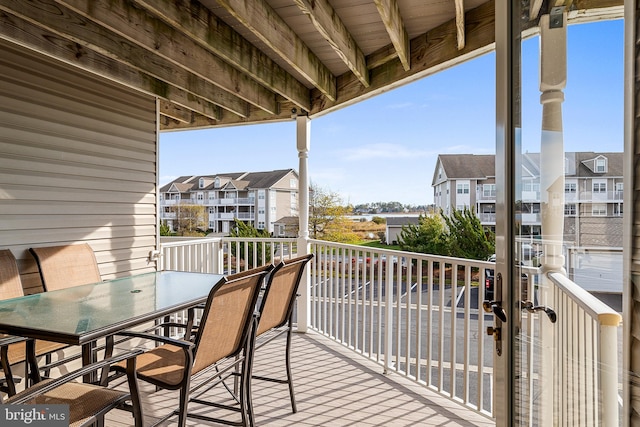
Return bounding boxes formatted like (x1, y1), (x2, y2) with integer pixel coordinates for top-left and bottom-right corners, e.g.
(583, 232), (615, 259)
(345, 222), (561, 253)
(132, 0), (311, 111)
(293, 0), (369, 88)
(215, 0), (337, 102)
(54, 0), (278, 114)
(0, 10), (223, 121)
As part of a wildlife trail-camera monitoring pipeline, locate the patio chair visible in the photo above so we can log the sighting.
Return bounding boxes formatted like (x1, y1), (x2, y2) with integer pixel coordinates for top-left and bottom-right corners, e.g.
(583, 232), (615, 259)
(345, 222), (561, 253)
(29, 243), (102, 291)
(251, 254), (313, 414)
(0, 249), (67, 398)
(111, 263), (274, 427)
(5, 347), (144, 427)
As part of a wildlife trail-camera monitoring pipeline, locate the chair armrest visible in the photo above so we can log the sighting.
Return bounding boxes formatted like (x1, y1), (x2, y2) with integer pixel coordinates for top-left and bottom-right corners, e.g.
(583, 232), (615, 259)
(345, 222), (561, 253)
(118, 330), (194, 349)
(8, 348), (144, 404)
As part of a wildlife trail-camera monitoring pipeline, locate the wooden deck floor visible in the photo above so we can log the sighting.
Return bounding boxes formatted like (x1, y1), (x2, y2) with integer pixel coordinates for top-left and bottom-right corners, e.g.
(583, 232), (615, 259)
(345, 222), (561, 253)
(104, 330), (494, 426)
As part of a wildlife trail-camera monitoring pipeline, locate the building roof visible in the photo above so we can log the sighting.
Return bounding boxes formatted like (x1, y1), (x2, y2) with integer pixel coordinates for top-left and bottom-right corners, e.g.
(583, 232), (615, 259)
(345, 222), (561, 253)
(274, 216), (300, 226)
(432, 152), (623, 187)
(160, 169), (297, 193)
(386, 216), (421, 227)
(0, 1), (620, 131)
(434, 154), (495, 184)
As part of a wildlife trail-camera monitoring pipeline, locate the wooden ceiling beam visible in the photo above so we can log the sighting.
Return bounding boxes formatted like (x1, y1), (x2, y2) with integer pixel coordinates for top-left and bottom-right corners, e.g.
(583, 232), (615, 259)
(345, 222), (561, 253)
(454, 0), (465, 50)
(132, 0), (310, 111)
(160, 100), (192, 123)
(215, 0), (337, 102)
(293, 0), (369, 88)
(312, 0), (494, 114)
(0, 10), (223, 121)
(53, 0), (278, 114)
(373, 0), (410, 71)
(0, 0), (250, 118)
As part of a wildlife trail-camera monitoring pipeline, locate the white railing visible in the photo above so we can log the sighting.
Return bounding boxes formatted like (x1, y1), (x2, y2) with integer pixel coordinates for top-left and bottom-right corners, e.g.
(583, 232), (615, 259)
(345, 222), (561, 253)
(158, 237), (621, 423)
(547, 272), (622, 427)
(307, 240), (495, 417)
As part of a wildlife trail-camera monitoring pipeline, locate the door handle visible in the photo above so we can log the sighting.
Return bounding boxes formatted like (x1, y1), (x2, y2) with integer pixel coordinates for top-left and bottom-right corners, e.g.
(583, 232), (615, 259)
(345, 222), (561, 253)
(519, 300), (557, 323)
(482, 300), (507, 323)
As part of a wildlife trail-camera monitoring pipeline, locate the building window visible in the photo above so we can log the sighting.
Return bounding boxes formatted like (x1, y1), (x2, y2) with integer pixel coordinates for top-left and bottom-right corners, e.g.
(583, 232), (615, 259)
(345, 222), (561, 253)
(483, 184), (496, 197)
(456, 183), (469, 194)
(592, 204), (607, 216)
(258, 208), (265, 215)
(593, 182), (606, 193)
(565, 183), (576, 193)
(257, 221), (265, 229)
(564, 204), (576, 216)
(290, 179), (297, 188)
(483, 204), (496, 214)
(258, 190), (265, 200)
(199, 178), (205, 188)
(595, 158), (606, 173)
(197, 192), (204, 201)
(614, 204), (623, 216)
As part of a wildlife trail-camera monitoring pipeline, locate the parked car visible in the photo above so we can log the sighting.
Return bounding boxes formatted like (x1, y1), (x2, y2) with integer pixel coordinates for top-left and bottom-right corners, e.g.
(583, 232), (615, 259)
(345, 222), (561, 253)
(483, 254), (530, 302)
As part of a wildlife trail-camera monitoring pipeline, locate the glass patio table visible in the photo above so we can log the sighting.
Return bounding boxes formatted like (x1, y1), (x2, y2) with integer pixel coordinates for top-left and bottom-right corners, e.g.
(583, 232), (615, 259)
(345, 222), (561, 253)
(0, 271), (224, 382)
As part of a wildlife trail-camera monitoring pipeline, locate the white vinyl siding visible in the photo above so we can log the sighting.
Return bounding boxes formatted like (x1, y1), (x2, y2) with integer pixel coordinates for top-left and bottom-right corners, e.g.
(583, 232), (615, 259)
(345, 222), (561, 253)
(0, 40), (158, 293)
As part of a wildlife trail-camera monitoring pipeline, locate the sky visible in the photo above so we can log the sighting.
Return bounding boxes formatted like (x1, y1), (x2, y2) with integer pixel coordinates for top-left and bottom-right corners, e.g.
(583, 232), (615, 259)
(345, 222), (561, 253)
(160, 19), (623, 207)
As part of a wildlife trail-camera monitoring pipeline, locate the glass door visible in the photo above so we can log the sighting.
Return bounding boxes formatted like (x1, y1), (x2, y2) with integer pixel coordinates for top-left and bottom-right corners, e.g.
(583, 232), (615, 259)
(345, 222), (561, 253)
(496, 2), (624, 426)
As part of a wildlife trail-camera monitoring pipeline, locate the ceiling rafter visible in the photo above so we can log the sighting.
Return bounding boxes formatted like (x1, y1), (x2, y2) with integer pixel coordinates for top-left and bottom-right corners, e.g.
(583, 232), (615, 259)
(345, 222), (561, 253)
(53, 0), (278, 114)
(292, 0), (369, 88)
(312, 0), (495, 115)
(215, 0), (337, 102)
(0, 9), (223, 122)
(455, 0), (466, 50)
(373, 0), (410, 71)
(160, 100), (193, 123)
(132, 0), (311, 111)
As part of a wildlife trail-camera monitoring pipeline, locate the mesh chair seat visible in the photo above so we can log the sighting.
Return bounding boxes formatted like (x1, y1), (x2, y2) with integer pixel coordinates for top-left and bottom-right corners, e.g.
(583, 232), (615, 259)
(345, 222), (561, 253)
(5, 348), (143, 427)
(251, 254), (313, 415)
(111, 264), (274, 427)
(6, 380), (129, 427)
(0, 249), (76, 397)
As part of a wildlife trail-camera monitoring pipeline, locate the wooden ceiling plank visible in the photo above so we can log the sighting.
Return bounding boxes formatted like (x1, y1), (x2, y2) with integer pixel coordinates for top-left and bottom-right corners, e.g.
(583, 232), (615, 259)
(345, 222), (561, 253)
(373, 0), (410, 71)
(455, 0), (465, 50)
(311, 0), (494, 115)
(160, 100), (193, 123)
(530, 0), (544, 20)
(132, 0), (310, 111)
(0, 0), (246, 117)
(52, 0), (277, 114)
(215, 0), (337, 102)
(0, 10), (223, 121)
(292, 0), (369, 88)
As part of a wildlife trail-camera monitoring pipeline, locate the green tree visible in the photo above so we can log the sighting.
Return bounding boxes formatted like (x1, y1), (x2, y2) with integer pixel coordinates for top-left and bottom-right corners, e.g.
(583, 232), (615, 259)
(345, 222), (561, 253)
(398, 214), (447, 255)
(309, 183), (350, 240)
(229, 219), (271, 266)
(441, 207), (495, 260)
(371, 216), (385, 225)
(159, 221), (172, 236)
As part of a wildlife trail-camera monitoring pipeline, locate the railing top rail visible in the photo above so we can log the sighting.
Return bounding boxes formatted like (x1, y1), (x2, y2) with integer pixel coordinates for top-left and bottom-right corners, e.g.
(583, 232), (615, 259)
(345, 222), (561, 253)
(160, 237), (221, 248)
(222, 237), (297, 242)
(548, 271), (622, 327)
(308, 238), (495, 268)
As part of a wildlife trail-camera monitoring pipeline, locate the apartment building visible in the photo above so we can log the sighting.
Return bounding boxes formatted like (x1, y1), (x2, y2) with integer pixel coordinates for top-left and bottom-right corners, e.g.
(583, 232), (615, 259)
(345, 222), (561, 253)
(432, 152), (623, 247)
(160, 169), (299, 235)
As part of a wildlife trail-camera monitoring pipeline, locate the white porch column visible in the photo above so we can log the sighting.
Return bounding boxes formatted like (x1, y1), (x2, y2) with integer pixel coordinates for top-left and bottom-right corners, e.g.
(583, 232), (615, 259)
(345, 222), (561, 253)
(539, 11), (567, 275)
(296, 114), (311, 332)
(539, 11), (566, 427)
